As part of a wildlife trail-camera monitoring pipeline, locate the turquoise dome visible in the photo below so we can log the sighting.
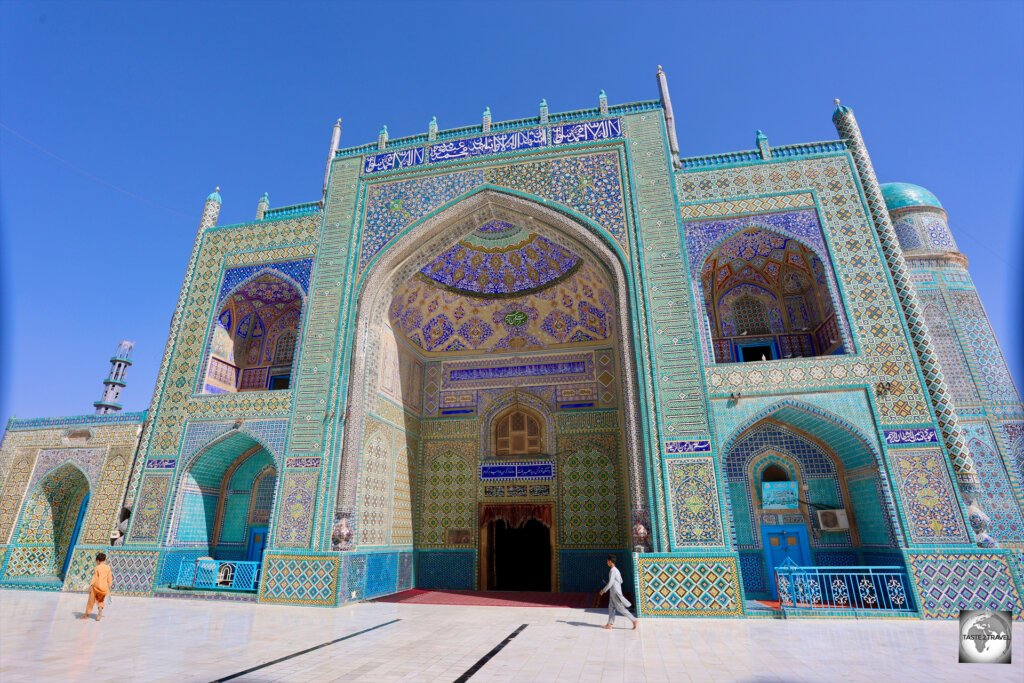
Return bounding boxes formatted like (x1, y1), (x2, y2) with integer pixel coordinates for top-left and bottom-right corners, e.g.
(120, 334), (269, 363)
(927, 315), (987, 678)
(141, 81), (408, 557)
(206, 187), (222, 204)
(880, 183), (942, 210)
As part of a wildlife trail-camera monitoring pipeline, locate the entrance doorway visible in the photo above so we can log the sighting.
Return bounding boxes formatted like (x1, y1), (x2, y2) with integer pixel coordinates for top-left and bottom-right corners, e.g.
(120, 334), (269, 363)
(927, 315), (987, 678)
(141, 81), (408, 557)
(246, 526), (268, 562)
(481, 505), (552, 591)
(760, 524), (811, 599)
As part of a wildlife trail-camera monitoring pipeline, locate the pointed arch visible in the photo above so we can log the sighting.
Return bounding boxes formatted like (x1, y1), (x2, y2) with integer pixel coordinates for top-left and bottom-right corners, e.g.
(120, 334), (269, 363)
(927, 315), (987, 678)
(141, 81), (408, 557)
(335, 190), (651, 540)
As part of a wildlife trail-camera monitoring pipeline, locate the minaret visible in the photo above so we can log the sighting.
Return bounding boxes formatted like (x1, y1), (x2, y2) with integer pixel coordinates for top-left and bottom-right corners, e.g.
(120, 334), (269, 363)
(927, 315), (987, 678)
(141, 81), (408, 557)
(94, 341), (135, 414)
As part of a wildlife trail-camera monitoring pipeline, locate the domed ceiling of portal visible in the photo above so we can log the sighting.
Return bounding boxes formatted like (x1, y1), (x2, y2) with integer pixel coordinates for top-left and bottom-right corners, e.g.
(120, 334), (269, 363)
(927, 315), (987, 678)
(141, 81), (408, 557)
(418, 220), (581, 298)
(390, 260), (614, 354)
(699, 227), (825, 296)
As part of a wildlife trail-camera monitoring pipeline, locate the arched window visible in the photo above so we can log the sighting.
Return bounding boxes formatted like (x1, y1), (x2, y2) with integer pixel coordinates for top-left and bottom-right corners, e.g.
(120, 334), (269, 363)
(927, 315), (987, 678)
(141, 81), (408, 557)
(761, 464), (789, 483)
(495, 410), (542, 456)
(274, 331), (296, 364)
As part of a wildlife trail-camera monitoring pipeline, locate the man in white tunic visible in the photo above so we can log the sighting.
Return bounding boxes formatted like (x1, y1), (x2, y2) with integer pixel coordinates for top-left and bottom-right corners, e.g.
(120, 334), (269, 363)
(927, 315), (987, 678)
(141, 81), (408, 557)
(600, 554), (638, 630)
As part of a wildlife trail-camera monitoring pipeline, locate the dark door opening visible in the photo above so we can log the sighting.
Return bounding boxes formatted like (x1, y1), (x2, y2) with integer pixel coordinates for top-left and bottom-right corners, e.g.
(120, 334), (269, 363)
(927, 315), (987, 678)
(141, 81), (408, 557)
(740, 344), (774, 362)
(487, 518), (551, 591)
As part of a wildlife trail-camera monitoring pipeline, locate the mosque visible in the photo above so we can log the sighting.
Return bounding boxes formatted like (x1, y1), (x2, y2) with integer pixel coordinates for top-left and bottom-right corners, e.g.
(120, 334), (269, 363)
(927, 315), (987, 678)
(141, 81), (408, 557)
(1, 68), (1021, 619)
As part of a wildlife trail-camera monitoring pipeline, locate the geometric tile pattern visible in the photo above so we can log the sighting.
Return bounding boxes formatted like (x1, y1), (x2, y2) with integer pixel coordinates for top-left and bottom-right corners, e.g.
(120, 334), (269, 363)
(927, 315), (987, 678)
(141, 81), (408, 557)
(365, 552), (399, 597)
(635, 554), (742, 616)
(0, 452), (36, 545)
(106, 550), (160, 596)
(415, 550), (476, 590)
(260, 554), (339, 605)
(948, 290), (1020, 404)
(738, 552), (767, 594)
(418, 446), (475, 547)
(558, 446), (619, 546)
(128, 475), (172, 542)
(906, 551), (1024, 620)
(80, 448), (131, 545)
(889, 449), (969, 544)
(962, 425), (1024, 541)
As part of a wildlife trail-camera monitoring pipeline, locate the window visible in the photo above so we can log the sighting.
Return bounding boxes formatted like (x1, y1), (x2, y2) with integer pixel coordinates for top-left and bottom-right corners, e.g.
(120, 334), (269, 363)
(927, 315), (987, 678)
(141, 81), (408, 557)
(274, 331), (296, 364)
(495, 410), (542, 456)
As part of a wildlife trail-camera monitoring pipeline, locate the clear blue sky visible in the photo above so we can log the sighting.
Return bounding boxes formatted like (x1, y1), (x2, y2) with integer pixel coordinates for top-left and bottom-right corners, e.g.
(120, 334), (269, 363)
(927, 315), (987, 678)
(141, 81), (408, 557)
(1, 1), (1021, 424)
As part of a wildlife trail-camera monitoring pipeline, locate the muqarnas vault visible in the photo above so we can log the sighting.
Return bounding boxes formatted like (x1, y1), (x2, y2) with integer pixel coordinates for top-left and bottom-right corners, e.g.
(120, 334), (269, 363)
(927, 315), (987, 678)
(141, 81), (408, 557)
(2, 69), (1023, 619)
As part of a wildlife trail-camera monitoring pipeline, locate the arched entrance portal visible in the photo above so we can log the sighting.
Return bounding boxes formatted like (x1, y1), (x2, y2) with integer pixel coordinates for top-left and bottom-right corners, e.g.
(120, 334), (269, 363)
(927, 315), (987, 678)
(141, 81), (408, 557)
(8, 463), (90, 580)
(337, 191), (650, 593)
(166, 432), (279, 581)
(722, 403), (902, 601)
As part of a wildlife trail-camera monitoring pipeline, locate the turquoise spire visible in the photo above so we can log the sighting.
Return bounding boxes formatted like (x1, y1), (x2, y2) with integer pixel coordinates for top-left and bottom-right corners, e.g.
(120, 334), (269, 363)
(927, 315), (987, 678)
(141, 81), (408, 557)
(207, 186), (222, 204)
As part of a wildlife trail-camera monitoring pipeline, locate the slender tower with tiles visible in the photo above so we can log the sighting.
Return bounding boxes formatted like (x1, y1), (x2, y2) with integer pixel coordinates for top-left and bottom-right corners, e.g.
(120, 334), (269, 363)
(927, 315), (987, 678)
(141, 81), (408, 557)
(94, 340), (135, 414)
(881, 183), (1024, 547)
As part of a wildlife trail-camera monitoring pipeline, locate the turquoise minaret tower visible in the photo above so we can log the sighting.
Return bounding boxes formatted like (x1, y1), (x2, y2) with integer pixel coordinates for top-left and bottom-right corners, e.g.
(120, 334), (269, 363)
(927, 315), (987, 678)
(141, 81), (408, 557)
(882, 182), (1024, 547)
(94, 340), (134, 414)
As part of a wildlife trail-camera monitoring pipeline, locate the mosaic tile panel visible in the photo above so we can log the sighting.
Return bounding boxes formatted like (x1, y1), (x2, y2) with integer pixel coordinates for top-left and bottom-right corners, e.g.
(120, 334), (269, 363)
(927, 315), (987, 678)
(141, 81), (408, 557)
(0, 452), (36, 544)
(906, 551), (1024, 620)
(274, 471), (319, 547)
(948, 290), (1020, 405)
(128, 475), (172, 542)
(106, 550), (160, 596)
(259, 553), (339, 605)
(635, 554), (742, 617)
(559, 549), (632, 594)
(738, 552), (767, 594)
(962, 424), (1024, 542)
(357, 424), (392, 546)
(4, 546), (54, 578)
(558, 445), (619, 547)
(668, 458), (723, 546)
(365, 552), (399, 597)
(418, 445), (476, 546)
(918, 293), (980, 405)
(360, 151), (628, 272)
(889, 449), (969, 544)
(416, 550), (475, 590)
(80, 448), (131, 544)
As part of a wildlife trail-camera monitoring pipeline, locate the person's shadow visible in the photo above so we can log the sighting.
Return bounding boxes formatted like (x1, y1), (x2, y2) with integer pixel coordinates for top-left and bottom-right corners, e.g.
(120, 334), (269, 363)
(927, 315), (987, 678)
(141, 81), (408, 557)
(73, 612), (95, 620)
(557, 620), (602, 628)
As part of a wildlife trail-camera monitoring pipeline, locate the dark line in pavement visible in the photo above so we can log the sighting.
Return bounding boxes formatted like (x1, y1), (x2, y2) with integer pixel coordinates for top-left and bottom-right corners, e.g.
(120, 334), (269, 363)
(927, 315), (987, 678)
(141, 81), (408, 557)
(212, 618), (401, 682)
(453, 623), (528, 682)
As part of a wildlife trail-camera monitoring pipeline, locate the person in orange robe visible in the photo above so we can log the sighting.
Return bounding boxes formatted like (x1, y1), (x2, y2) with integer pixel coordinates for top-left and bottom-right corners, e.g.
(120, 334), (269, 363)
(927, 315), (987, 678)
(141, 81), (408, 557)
(79, 552), (113, 621)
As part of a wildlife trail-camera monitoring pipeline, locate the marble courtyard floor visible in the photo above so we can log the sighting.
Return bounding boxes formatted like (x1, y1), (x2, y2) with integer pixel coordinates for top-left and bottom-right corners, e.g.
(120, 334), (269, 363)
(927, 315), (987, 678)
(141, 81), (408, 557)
(1, 589), (1021, 682)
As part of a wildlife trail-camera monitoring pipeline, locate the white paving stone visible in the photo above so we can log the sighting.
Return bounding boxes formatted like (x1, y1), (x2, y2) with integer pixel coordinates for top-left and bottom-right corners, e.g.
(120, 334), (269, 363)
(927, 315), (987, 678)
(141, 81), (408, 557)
(1, 589), (1021, 682)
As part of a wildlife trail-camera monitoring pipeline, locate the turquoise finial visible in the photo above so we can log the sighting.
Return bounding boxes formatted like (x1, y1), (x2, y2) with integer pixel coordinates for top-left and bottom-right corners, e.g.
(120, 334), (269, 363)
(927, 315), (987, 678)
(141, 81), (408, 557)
(430, 116), (437, 125)
(261, 191), (269, 201)
(540, 98), (547, 107)
(207, 186), (222, 203)
(379, 125), (388, 135)
(483, 106), (491, 116)
(599, 90), (607, 98)
(832, 98), (851, 118)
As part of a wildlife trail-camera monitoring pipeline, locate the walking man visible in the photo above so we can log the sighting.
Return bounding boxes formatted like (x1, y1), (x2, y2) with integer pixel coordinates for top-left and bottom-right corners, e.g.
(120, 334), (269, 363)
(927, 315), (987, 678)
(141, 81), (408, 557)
(79, 552), (113, 621)
(600, 554), (638, 630)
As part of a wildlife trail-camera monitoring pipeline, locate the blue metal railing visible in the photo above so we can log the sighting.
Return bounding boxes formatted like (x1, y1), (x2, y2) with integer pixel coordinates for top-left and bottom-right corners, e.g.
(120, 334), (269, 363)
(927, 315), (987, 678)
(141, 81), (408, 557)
(775, 560), (914, 612)
(174, 559), (261, 592)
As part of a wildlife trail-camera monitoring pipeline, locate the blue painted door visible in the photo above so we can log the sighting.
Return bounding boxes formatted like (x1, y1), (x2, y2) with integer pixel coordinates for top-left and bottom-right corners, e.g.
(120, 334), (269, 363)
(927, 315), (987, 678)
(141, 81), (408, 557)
(760, 524), (810, 600)
(246, 527), (268, 562)
(61, 494), (90, 577)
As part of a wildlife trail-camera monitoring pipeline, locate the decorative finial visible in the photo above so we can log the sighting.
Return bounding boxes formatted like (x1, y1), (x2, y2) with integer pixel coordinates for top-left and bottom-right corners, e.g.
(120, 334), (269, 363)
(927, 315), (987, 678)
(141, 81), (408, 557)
(657, 65), (663, 72)
(834, 99), (840, 106)
(215, 186), (220, 192)
(336, 118), (341, 124)
(483, 106), (491, 116)
(540, 98), (547, 107)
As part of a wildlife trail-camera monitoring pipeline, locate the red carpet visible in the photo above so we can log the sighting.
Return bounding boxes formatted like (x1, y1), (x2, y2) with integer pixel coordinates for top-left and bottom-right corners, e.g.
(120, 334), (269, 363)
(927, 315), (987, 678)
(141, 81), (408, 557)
(376, 589), (599, 608)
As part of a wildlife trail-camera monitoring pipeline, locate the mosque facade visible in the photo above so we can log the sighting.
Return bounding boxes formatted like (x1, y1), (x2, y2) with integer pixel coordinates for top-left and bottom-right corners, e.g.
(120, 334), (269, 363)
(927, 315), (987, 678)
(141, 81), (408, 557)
(1, 69), (1022, 619)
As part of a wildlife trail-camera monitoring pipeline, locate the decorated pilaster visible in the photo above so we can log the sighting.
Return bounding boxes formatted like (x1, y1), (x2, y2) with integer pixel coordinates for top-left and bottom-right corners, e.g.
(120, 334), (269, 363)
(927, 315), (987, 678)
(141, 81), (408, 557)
(122, 187), (221, 509)
(831, 102), (993, 547)
(428, 116), (438, 141)
(539, 98), (549, 124)
(482, 107), (491, 133)
(377, 125), (388, 150)
(755, 130), (770, 160)
(599, 90), (609, 115)
(93, 341), (134, 414)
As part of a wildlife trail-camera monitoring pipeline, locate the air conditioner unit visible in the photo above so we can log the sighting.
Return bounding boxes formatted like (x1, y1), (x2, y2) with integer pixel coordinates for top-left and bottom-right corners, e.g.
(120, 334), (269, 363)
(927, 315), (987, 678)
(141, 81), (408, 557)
(816, 509), (849, 531)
